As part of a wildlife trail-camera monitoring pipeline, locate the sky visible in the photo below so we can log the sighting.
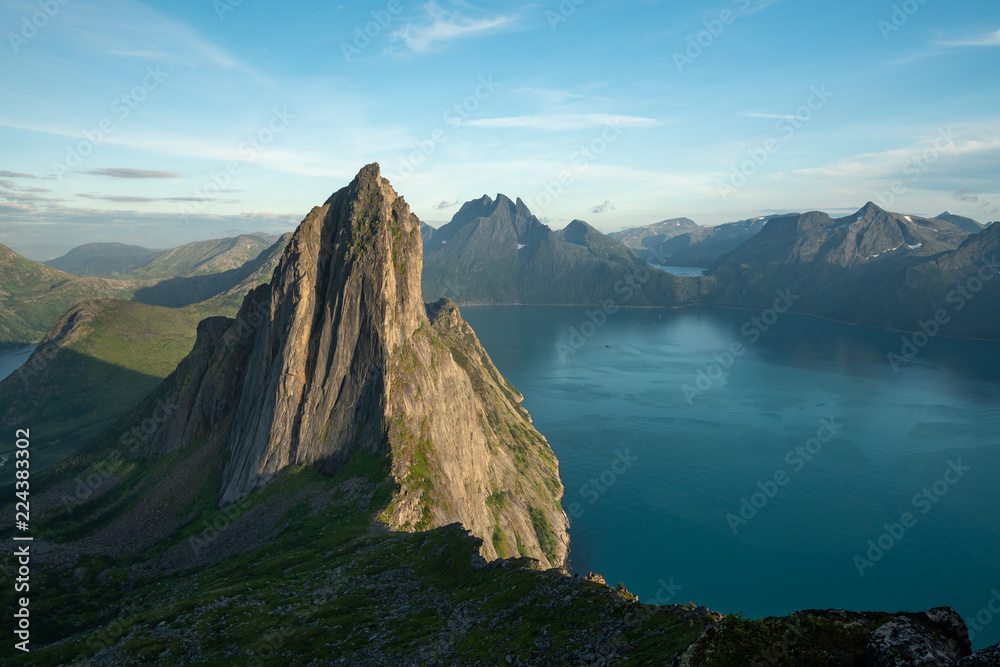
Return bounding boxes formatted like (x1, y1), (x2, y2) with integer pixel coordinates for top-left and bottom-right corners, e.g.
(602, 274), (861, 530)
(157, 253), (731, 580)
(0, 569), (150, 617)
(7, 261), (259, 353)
(1, 0), (999, 259)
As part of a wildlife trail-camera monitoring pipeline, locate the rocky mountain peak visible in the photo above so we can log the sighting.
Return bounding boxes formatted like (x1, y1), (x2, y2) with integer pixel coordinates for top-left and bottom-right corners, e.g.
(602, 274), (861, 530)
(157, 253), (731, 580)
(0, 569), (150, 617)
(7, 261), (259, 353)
(122, 164), (568, 567)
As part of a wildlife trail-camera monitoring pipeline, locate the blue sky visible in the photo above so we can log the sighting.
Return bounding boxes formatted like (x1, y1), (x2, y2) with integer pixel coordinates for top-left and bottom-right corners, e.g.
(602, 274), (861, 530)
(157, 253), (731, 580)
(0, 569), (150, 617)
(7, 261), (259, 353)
(1, 0), (998, 259)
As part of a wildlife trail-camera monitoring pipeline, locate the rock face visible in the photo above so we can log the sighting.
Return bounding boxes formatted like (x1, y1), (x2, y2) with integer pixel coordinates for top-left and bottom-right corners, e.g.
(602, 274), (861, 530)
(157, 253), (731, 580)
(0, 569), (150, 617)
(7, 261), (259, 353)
(132, 164), (568, 567)
(868, 609), (970, 666)
(673, 606), (977, 667)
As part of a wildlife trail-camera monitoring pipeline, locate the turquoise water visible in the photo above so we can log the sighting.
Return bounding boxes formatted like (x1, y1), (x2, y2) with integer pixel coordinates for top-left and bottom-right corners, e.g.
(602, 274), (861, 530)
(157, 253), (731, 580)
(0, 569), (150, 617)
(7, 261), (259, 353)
(461, 305), (1000, 650)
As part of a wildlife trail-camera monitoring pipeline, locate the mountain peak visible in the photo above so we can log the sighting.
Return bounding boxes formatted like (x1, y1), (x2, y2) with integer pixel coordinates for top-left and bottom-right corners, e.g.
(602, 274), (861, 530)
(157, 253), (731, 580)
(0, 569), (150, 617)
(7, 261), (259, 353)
(859, 201), (887, 216)
(121, 166), (568, 567)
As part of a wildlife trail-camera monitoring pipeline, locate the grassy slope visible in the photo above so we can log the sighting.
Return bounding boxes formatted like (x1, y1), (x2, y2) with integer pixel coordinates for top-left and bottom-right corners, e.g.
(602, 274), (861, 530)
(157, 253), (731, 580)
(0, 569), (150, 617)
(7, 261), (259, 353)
(0, 245), (145, 351)
(123, 235), (273, 279)
(1, 449), (714, 666)
(0, 299), (203, 473)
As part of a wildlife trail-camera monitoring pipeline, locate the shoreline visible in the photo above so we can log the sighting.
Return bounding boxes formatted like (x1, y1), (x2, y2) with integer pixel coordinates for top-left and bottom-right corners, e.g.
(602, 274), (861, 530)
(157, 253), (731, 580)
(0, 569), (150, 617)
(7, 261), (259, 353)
(455, 302), (1000, 345)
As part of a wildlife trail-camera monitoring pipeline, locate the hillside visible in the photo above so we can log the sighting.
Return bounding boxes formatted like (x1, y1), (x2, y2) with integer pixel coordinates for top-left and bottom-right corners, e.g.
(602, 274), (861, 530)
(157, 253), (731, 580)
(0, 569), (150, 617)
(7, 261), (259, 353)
(0, 299), (202, 473)
(122, 234), (277, 279)
(0, 245), (145, 351)
(44, 242), (164, 277)
(422, 195), (700, 306)
(934, 211), (986, 234)
(130, 233), (291, 312)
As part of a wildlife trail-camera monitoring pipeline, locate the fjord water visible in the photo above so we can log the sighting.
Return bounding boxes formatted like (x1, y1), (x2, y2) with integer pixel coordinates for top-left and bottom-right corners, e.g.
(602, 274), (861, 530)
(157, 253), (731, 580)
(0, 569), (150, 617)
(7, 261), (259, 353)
(0, 344), (37, 382)
(462, 306), (1000, 650)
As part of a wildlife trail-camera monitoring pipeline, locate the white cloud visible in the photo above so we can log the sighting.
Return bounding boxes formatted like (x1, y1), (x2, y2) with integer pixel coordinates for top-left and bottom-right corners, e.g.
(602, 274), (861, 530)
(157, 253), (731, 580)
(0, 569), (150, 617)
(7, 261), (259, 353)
(453, 114), (661, 130)
(937, 28), (1000, 47)
(391, 1), (519, 53)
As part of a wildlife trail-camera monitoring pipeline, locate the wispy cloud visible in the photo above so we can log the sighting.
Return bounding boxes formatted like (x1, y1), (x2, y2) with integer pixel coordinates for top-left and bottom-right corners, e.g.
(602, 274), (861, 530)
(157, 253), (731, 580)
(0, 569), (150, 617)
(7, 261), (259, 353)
(591, 200), (615, 214)
(391, 1), (519, 53)
(937, 28), (1000, 47)
(81, 168), (182, 179)
(77, 193), (237, 204)
(434, 199), (460, 209)
(0, 171), (38, 179)
(739, 111), (798, 120)
(454, 114), (660, 130)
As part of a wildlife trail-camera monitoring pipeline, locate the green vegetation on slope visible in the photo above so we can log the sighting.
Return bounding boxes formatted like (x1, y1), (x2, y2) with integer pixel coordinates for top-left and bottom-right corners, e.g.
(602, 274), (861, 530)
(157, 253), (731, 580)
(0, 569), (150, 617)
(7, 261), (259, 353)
(1, 446), (714, 665)
(0, 299), (203, 473)
(0, 245), (144, 350)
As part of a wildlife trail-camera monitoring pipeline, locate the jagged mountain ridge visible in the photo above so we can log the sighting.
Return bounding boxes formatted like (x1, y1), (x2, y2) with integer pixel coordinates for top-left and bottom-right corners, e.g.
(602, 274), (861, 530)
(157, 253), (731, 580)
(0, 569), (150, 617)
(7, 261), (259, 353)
(609, 217), (700, 249)
(704, 203), (1000, 337)
(421, 194), (699, 306)
(117, 164), (568, 567)
(637, 215), (780, 267)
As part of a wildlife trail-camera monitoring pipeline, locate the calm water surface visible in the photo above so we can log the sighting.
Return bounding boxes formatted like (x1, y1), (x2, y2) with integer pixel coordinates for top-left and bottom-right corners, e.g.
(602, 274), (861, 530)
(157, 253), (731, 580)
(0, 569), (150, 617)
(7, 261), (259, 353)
(462, 305), (1000, 650)
(0, 344), (37, 382)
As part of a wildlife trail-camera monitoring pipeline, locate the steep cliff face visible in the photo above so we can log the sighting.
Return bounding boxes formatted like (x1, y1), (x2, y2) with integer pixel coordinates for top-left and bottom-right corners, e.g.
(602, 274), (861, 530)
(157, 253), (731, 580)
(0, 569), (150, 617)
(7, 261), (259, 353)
(133, 164), (568, 567)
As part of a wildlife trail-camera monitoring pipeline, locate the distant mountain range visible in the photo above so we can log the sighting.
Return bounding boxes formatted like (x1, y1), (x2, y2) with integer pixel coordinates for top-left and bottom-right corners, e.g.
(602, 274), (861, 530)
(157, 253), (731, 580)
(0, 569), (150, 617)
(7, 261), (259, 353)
(421, 195), (698, 306)
(0, 233), (290, 351)
(638, 215), (781, 268)
(421, 197), (999, 340)
(703, 203), (999, 338)
(45, 232), (282, 278)
(608, 217), (699, 249)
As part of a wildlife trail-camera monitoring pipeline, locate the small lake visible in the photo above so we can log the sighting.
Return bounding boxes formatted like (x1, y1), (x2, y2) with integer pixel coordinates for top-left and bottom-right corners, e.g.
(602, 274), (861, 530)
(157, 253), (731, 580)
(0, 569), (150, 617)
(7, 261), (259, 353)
(462, 305), (1000, 650)
(648, 264), (707, 277)
(0, 344), (37, 383)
